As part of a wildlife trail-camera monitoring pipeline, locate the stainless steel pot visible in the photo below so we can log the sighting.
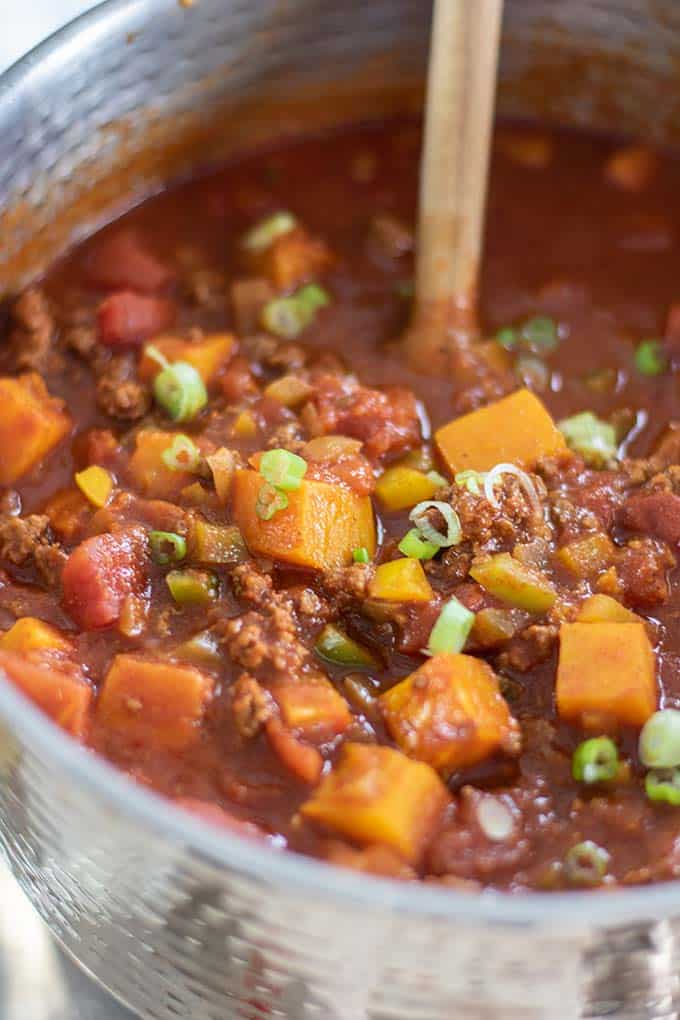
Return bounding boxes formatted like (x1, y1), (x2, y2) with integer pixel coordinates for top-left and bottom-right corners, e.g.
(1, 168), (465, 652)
(1, 2), (680, 1018)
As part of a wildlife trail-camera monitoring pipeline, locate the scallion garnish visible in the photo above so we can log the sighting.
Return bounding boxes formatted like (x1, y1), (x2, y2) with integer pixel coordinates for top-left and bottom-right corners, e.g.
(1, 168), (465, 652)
(353, 547), (371, 564)
(409, 500), (462, 548)
(161, 434), (201, 473)
(242, 211), (297, 252)
(558, 411), (617, 467)
(572, 736), (619, 784)
(455, 469), (486, 495)
(645, 768), (680, 806)
(397, 528), (439, 561)
(255, 481), (289, 520)
(564, 841), (610, 887)
(634, 339), (667, 376)
(259, 448), (307, 492)
(150, 346), (207, 423)
(426, 597), (475, 655)
(149, 530), (187, 565)
(639, 709), (680, 769)
(261, 284), (330, 339)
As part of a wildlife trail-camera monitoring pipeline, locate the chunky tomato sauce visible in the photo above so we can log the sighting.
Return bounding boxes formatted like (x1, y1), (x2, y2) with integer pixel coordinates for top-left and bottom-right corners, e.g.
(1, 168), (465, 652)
(2, 119), (680, 891)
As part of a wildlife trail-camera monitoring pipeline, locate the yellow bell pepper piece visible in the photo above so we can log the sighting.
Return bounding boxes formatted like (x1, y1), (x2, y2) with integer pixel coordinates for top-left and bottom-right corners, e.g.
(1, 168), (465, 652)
(576, 594), (642, 625)
(0, 618), (72, 655)
(74, 465), (114, 508)
(375, 466), (440, 512)
(380, 653), (521, 775)
(232, 410), (258, 439)
(301, 742), (451, 863)
(369, 558), (433, 602)
(470, 553), (556, 613)
(435, 388), (566, 474)
(557, 622), (656, 728)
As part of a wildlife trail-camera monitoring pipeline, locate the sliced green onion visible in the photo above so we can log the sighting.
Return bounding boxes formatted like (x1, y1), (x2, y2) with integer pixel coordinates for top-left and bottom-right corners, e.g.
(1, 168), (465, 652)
(297, 283), (330, 313)
(645, 768), (680, 806)
(154, 360), (207, 423)
(144, 343), (170, 371)
(314, 623), (378, 669)
(398, 528), (439, 560)
(564, 841), (610, 887)
(634, 339), (667, 376)
(520, 315), (559, 351)
(496, 327), (518, 350)
(166, 569), (218, 606)
(639, 709), (680, 768)
(572, 736), (619, 784)
(261, 284), (331, 340)
(259, 448), (307, 492)
(353, 547), (371, 564)
(242, 211), (297, 252)
(558, 411), (617, 467)
(149, 530), (186, 565)
(426, 470), (448, 488)
(455, 469), (486, 495)
(409, 500), (462, 548)
(161, 434), (201, 472)
(255, 482), (289, 520)
(427, 597), (475, 655)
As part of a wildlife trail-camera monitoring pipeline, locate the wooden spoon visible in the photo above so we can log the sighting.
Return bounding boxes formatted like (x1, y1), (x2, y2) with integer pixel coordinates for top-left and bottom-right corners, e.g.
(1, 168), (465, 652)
(403, 0), (504, 376)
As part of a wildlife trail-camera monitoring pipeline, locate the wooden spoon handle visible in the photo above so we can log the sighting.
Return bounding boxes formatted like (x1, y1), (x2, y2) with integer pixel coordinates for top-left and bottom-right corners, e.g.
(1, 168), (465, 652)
(414, 0), (504, 333)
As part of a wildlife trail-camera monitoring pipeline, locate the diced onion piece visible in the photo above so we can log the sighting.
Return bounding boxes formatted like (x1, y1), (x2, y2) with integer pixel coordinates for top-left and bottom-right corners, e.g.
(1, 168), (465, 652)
(426, 597), (475, 655)
(206, 447), (236, 503)
(483, 463), (541, 515)
(259, 448), (307, 492)
(558, 411), (617, 467)
(242, 211), (297, 252)
(303, 435), (363, 461)
(409, 501), (462, 548)
(476, 796), (515, 842)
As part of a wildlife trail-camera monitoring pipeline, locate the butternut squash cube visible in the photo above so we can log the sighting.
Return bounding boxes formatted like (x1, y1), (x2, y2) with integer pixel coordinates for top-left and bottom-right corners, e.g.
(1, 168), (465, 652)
(0, 650), (91, 738)
(557, 622), (656, 728)
(271, 678), (352, 743)
(0, 374), (71, 485)
(369, 558), (433, 602)
(128, 429), (196, 499)
(301, 742), (450, 863)
(556, 533), (615, 579)
(98, 654), (213, 751)
(375, 466), (440, 512)
(435, 388), (565, 473)
(0, 618), (72, 656)
(576, 594), (642, 624)
(380, 653), (520, 775)
(231, 469), (375, 570)
(255, 228), (333, 290)
(139, 333), (234, 384)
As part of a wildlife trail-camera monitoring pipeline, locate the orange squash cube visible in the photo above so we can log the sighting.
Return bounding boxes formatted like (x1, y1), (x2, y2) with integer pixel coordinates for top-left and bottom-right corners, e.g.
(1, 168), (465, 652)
(98, 654), (213, 751)
(301, 742), (450, 863)
(271, 678), (352, 743)
(0, 618), (72, 656)
(557, 622), (656, 728)
(0, 650), (91, 738)
(435, 388), (565, 473)
(254, 228), (333, 290)
(138, 333), (235, 384)
(231, 469), (375, 570)
(369, 558), (433, 603)
(128, 429), (196, 499)
(0, 373), (71, 485)
(380, 654), (521, 775)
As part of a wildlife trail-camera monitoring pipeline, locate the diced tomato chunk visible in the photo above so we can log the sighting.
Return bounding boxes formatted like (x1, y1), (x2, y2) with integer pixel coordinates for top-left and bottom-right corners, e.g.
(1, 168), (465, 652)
(97, 291), (175, 347)
(265, 718), (323, 784)
(0, 649), (91, 738)
(85, 229), (174, 293)
(621, 491), (680, 547)
(62, 528), (148, 629)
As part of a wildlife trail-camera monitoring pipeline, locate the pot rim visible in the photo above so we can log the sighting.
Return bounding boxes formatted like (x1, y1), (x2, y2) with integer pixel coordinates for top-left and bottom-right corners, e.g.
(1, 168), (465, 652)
(1, 0), (678, 930)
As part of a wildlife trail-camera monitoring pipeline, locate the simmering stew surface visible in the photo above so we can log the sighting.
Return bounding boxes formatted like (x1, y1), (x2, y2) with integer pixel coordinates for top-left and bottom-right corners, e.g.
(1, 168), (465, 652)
(3, 119), (680, 891)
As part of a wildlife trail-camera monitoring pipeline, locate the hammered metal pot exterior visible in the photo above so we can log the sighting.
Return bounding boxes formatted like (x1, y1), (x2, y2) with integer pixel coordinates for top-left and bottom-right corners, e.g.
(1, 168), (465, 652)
(2, 3), (680, 1018)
